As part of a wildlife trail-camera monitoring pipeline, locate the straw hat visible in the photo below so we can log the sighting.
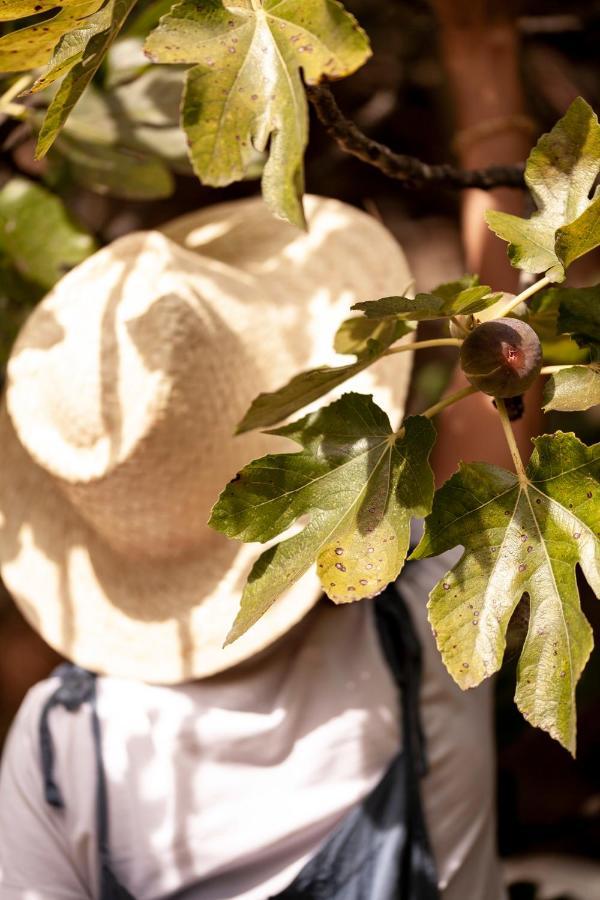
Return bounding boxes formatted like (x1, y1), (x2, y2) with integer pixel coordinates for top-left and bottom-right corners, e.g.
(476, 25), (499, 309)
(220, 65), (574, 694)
(0, 195), (413, 683)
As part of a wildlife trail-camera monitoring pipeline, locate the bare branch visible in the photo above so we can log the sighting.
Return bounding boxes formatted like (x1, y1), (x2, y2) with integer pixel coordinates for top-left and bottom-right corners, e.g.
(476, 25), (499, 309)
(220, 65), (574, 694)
(306, 83), (526, 190)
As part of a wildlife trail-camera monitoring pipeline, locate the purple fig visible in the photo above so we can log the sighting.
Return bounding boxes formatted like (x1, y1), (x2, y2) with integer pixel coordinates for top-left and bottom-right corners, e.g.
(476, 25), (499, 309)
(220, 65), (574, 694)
(460, 318), (542, 398)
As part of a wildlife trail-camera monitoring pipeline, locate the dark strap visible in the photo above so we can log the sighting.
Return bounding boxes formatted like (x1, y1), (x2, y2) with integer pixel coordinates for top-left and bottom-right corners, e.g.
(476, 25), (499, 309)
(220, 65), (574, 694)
(271, 583), (439, 899)
(40, 664), (134, 900)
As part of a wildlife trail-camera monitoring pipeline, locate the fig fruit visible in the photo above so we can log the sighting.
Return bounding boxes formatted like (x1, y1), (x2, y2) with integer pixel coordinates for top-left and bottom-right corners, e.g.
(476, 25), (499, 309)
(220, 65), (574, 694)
(460, 318), (542, 398)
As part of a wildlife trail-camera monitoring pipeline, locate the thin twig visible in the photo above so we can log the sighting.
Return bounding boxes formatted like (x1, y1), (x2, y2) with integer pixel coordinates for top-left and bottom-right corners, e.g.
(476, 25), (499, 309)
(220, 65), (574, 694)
(421, 385), (477, 420)
(494, 275), (553, 319)
(306, 83), (526, 190)
(541, 364), (572, 375)
(384, 337), (462, 357)
(394, 384), (476, 438)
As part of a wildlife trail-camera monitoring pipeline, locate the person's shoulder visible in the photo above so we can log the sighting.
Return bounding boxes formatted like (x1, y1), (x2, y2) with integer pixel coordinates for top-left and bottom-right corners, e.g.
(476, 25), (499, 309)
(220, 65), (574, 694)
(7, 673), (62, 740)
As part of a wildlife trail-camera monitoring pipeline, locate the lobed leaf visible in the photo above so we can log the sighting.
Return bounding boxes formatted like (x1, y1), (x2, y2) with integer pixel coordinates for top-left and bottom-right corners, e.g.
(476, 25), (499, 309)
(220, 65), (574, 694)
(486, 98), (600, 282)
(144, 0), (370, 227)
(412, 432), (600, 754)
(209, 394), (435, 644)
(353, 275), (501, 321)
(543, 365), (600, 412)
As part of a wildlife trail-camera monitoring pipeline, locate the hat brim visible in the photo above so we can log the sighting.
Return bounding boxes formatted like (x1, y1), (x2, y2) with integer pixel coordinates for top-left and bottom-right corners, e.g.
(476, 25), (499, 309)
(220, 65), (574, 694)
(0, 404), (322, 683)
(0, 195), (414, 683)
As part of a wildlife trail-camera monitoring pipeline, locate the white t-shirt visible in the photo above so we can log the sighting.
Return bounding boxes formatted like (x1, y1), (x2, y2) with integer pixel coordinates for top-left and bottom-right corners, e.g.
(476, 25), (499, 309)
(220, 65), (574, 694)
(0, 554), (505, 900)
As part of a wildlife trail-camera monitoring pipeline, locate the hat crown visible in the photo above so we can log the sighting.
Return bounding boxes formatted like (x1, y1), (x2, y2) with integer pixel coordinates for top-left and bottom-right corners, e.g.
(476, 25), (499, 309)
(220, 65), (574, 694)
(7, 233), (278, 557)
(1, 195), (415, 681)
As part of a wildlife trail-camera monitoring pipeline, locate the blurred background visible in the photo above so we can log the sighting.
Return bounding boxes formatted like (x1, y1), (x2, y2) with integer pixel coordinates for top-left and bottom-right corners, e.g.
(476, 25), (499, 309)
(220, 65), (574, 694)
(0, 2), (599, 897)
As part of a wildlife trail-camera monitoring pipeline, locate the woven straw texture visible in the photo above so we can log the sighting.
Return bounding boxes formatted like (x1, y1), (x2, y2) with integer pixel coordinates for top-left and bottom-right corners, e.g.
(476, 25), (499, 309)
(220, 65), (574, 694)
(0, 195), (413, 683)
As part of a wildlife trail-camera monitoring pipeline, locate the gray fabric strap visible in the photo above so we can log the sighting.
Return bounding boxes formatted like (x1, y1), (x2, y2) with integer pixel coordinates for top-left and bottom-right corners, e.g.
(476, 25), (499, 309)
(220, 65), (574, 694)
(40, 664), (134, 900)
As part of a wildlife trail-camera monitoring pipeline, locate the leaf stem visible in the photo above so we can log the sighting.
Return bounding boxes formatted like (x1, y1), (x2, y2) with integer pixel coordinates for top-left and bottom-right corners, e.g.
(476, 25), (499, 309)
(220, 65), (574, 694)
(450, 315), (470, 336)
(494, 275), (553, 319)
(496, 398), (527, 482)
(0, 75), (32, 119)
(421, 384), (477, 419)
(395, 384), (476, 436)
(384, 337), (462, 357)
(541, 364), (576, 374)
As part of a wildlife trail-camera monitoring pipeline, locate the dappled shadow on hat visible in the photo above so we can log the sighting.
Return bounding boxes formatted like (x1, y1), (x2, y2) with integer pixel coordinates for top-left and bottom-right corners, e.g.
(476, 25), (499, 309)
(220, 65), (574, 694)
(0, 197), (414, 682)
(10, 306), (65, 354)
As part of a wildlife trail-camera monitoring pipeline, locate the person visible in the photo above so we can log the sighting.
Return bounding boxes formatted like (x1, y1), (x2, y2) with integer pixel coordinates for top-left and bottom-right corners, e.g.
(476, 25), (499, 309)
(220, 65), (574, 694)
(0, 195), (505, 899)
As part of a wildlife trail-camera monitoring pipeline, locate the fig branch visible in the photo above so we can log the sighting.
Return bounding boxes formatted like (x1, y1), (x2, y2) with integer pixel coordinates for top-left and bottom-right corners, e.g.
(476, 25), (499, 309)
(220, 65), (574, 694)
(306, 83), (526, 190)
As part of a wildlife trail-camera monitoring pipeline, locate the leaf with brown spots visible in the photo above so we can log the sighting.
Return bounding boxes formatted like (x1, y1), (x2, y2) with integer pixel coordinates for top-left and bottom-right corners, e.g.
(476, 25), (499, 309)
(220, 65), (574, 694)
(144, 0), (370, 226)
(209, 393), (435, 643)
(0, 0), (104, 73)
(412, 432), (600, 754)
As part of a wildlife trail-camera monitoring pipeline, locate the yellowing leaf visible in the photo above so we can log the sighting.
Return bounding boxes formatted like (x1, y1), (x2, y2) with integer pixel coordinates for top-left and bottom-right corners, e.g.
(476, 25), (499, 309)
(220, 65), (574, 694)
(209, 395), (435, 644)
(144, 0), (370, 226)
(0, 0), (104, 72)
(412, 433), (600, 754)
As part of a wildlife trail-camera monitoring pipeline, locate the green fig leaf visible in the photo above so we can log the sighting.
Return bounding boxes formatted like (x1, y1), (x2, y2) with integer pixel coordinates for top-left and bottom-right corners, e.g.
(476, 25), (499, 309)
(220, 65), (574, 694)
(0, 176), (95, 364)
(0, 177), (95, 291)
(556, 286), (600, 359)
(526, 287), (595, 364)
(543, 365), (600, 412)
(33, 0), (138, 158)
(486, 98), (600, 282)
(237, 323), (410, 434)
(144, 0), (370, 227)
(0, 0), (104, 72)
(55, 132), (175, 200)
(333, 316), (413, 357)
(412, 432), (600, 754)
(353, 275), (501, 321)
(209, 394), (435, 644)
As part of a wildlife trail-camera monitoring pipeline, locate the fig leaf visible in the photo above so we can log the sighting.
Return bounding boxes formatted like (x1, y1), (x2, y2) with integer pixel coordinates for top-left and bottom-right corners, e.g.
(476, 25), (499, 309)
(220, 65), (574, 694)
(33, 0), (138, 158)
(237, 321), (411, 434)
(0, 0), (104, 72)
(333, 315), (413, 357)
(543, 365), (600, 412)
(210, 395), (435, 644)
(0, 177), (95, 291)
(412, 432), (600, 755)
(353, 274), (501, 321)
(486, 98), (600, 282)
(145, 0), (370, 228)
(557, 286), (600, 359)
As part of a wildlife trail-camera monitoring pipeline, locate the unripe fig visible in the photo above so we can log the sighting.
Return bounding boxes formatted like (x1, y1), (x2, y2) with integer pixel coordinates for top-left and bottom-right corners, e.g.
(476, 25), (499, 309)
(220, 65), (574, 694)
(460, 318), (542, 398)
